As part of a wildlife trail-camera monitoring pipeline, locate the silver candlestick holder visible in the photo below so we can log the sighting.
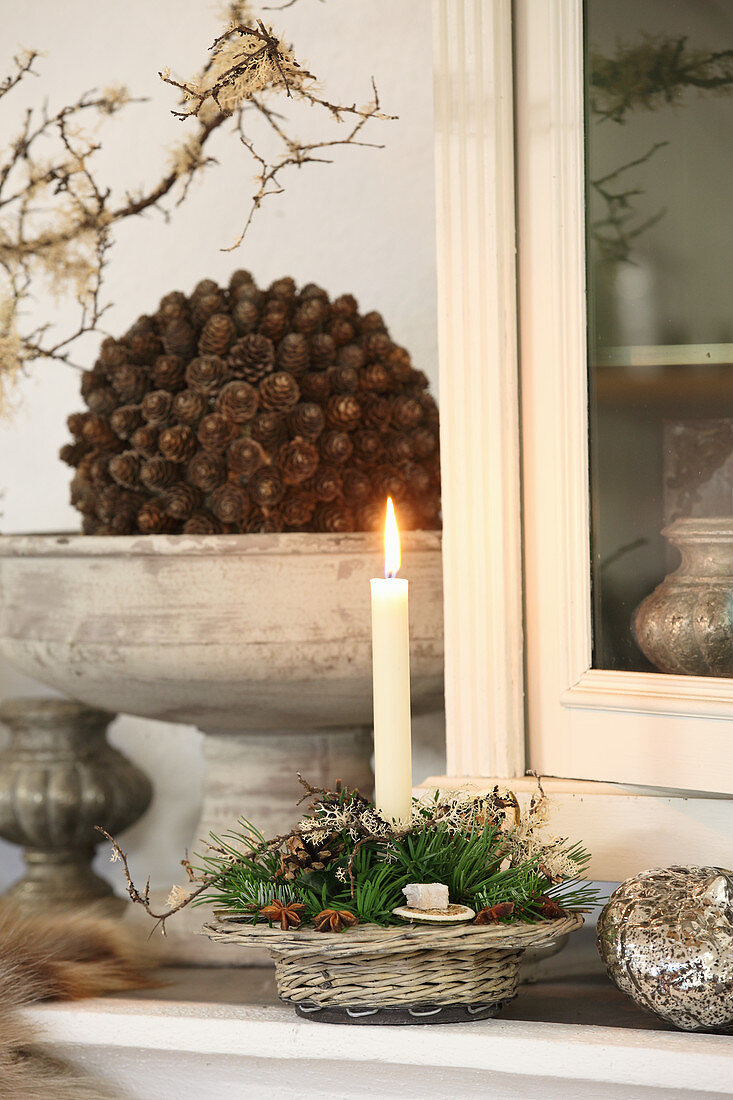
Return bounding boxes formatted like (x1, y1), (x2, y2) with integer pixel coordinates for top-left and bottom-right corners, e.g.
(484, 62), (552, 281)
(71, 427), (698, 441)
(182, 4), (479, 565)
(0, 697), (152, 911)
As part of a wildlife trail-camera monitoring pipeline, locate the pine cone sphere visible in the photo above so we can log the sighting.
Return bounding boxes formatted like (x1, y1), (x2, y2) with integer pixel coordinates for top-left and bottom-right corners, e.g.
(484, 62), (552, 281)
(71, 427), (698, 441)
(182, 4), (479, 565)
(63, 274), (441, 534)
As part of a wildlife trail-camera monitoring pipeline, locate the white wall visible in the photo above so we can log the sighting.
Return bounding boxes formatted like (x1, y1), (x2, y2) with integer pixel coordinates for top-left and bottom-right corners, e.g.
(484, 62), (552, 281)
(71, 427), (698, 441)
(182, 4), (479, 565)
(0, 0), (444, 893)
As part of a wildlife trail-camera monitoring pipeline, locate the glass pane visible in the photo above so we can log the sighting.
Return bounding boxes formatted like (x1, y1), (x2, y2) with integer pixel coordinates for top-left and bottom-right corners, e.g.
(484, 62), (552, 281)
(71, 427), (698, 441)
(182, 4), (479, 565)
(585, 0), (733, 673)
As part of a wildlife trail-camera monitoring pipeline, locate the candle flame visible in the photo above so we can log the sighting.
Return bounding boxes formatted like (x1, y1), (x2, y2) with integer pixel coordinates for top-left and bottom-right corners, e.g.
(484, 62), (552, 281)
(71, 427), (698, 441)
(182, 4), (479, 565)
(384, 497), (401, 578)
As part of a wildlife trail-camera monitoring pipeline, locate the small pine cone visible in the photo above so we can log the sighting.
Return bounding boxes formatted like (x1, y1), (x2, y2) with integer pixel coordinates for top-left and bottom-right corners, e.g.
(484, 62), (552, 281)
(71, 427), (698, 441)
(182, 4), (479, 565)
(315, 503), (356, 533)
(312, 465), (343, 503)
(269, 276), (297, 301)
(70, 475), (96, 515)
(373, 465), (408, 501)
(128, 330), (162, 365)
(187, 451), (227, 493)
(393, 499), (420, 530)
(158, 290), (188, 316)
(141, 390), (173, 425)
(60, 441), (87, 467)
(288, 402), (325, 439)
(357, 499), (386, 532)
(159, 424), (197, 464)
(99, 338), (129, 372)
(242, 507), (265, 533)
(361, 311), (387, 335)
(109, 451), (141, 490)
(229, 269), (255, 295)
(329, 317), (355, 346)
(408, 368), (430, 391)
(251, 410), (287, 450)
(192, 290), (226, 328)
(228, 334), (275, 383)
(403, 461), (433, 495)
(299, 282), (330, 303)
(386, 345), (412, 383)
(249, 466), (285, 509)
(360, 362), (392, 394)
(163, 318), (197, 359)
(87, 386), (118, 416)
(199, 313), (236, 356)
(138, 500), (175, 534)
(191, 278), (219, 299)
(232, 283), (265, 309)
(411, 425), (439, 459)
(140, 456), (178, 493)
(232, 298), (260, 336)
(362, 395), (391, 432)
(155, 301), (188, 329)
(82, 415), (117, 450)
(96, 484), (122, 523)
(172, 389), (207, 426)
(81, 368), (104, 401)
(320, 430), (353, 465)
(329, 364), (358, 394)
(76, 451), (96, 481)
(336, 344), (366, 372)
(279, 439), (319, 485)
(152, 355), (186, 391)
(310, 334), (337, 370)
(276, 333), (310, 374)
(281, 488), (316, 528)
(259, 372), (300, 412)
(227, 437), (267, 477)
(260, 508), (285, 533)
(419, 392), (440, 425)
(216, 380), (258, 424)
(293, 299), (327, 335)
(130, 424), (159, 457)
(107, 490), (144, 533)
(342, 469), (372, 506)
(332, 293), (358, 318)
(89, 453), (114, 488)
(326, 394), (361, 431)
(386, 431), (414, 465)
(184, 511), (224, 535)
(197, 413), (236, 452)
(67, 411), (89, 437)
(391, 394), (424, 430)
(186, 355), (227, 396)
(109, 364), (148, 404)
(353, 429), (383, 465)
(258, 305), (289, 342)
(209, 483), (250, 526)
(110, 405), (143, 440)
(161, 482), (202, 521)
(299, 371), (331, 404)
(363, 331), (392, 362)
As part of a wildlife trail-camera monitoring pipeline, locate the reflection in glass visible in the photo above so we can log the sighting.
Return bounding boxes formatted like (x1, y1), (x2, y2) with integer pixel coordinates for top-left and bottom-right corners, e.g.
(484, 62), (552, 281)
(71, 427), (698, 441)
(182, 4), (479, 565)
(585, 0), (733, 671)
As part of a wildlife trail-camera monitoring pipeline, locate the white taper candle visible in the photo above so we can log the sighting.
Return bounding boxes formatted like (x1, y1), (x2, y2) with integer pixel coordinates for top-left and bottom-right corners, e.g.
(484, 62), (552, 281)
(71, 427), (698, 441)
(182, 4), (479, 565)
(370, 498), (413, 824)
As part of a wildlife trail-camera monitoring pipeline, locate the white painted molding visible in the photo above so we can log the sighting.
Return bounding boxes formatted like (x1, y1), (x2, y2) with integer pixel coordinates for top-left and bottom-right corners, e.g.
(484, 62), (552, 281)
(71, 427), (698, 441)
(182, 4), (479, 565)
(418, 776), (733, 881)
(432, 0), (524, 777)
(563, 669), (733, 718)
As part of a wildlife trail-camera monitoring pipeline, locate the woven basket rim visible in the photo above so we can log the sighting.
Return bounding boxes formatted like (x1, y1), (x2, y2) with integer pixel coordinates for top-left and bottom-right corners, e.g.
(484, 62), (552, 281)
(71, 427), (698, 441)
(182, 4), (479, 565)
(201, 912), (583, 956)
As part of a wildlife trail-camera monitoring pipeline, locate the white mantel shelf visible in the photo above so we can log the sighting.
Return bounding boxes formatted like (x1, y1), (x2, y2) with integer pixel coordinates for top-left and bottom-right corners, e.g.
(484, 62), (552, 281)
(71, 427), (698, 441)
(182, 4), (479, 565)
(22, 964), (733, 1100)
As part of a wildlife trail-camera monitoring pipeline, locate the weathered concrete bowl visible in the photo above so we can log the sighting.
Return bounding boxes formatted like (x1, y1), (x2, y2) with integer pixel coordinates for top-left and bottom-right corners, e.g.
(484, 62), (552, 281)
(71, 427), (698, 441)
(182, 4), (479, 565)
(0, 531), (444, 840)
(0, 531), (443, 726)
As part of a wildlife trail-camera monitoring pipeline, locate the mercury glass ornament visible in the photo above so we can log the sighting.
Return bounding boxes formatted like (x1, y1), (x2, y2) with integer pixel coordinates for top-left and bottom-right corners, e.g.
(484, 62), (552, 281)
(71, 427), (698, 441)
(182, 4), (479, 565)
(597, 866), (733, 1031)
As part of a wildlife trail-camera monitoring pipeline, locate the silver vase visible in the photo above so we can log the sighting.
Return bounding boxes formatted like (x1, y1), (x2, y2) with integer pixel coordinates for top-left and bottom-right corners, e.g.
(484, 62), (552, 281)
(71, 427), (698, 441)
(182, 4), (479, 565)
(633, 517), (733, 675)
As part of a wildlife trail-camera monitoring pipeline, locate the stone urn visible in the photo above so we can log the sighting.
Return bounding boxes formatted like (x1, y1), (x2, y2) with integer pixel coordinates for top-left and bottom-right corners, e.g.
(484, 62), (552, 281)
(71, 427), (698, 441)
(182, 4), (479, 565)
(0, 531), (444, 846)
(633, 518), (733, 676)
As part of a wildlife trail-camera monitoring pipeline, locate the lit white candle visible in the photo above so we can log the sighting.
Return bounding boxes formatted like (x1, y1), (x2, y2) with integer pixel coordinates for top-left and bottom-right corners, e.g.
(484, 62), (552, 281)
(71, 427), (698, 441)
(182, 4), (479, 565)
(370, 498), (412, 824)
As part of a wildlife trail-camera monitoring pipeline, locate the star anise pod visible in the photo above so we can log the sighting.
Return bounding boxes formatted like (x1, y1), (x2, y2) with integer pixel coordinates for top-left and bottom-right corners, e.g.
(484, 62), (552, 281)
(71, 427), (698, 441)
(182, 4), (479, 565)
(260, 899), (306, 931)
(312, 909), (359, 933)
(473, 901), (515, 925)
(535, 895), (566, 920)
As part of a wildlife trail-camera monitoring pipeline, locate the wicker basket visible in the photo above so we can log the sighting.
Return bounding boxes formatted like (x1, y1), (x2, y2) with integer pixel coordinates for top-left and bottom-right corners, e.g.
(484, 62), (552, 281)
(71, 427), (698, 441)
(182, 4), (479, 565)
(203, 913), (583, 1025)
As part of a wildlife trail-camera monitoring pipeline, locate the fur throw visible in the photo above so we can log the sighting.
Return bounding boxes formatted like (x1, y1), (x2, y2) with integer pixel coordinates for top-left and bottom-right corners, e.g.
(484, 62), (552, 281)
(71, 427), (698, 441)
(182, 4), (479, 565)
(0, 902), (158, 1100)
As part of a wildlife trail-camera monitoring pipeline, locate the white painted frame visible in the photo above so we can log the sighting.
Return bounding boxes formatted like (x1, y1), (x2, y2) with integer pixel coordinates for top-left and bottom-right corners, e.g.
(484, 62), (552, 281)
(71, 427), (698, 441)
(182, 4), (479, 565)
(432, 0), (733, 823)
(514, 0), (733, 796)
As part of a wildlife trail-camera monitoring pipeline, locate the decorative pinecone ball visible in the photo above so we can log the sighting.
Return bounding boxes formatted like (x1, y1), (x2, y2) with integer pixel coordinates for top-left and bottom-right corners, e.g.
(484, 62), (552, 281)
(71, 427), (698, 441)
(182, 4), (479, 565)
(63, 273), (442, 535)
